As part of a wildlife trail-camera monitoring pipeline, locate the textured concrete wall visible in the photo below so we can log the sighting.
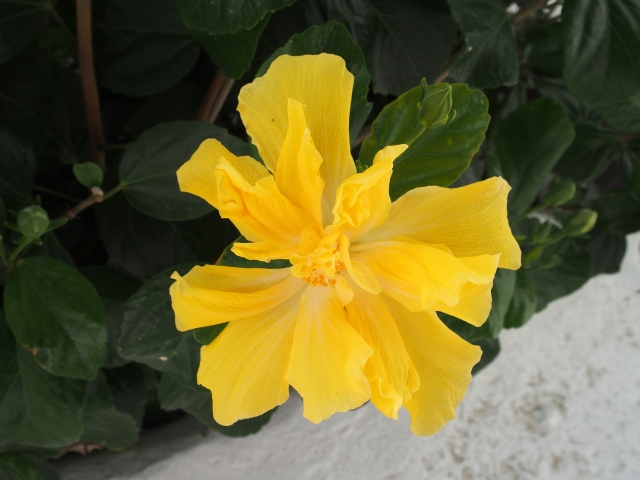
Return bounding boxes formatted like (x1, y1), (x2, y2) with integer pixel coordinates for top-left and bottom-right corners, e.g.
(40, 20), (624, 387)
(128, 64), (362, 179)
(56, 233), (640, 480)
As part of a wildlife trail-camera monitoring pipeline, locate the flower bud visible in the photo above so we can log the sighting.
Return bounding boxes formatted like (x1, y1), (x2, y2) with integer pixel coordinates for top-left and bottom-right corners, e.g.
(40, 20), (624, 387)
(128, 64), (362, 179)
(545, 177), (576, 207)
(18, 206), (49, 240)
(564, 209), (597, 237)
(419, 84), (453, 128)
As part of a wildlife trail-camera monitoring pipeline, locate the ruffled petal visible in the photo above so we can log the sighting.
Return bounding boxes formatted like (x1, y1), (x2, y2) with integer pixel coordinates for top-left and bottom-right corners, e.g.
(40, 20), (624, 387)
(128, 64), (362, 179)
(433, 280), (494, 327)
(198, 293), (301, 426)
(352, 240), (498, 312)
(285, 286), (372, 424)
(345, 286), (419, 420)
(361, 177), (521, 270)
(170, 265), (304, 331)
(238, 54), (355, 219)
(383, 297), (482, 436)
(176, 138), (269, 209)
(275, 98), (324, 225)
(333, 144), (407, 241)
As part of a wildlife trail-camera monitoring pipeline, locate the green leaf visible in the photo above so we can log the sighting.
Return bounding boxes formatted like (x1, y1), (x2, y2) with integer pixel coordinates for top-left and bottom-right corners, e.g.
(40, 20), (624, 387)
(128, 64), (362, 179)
(598, 91), (640, 132)
(172, 211), (240, 265)
(0, 452), (58, 480)
(555, 123), (620, 183)
(584, 230), (626, 275)
(193, 14), (270, 79)
(73, 162), (104, 189)
(485, 98), (576, 217)
(563, 0), (640, 106)
(81, 372), (139, 451)
(93, 0), (200, 96)
(361, 83), (490, 199)
(193, 323), (227, 345)
(524, 23), (565, 78)
(0, 0), (50, 64)
(591, 189), (640, 235)
(503, 270), (537, 329)
(37, 27), (76, 62)
(257, 21), (372, 146)
(103, 364), (157, 429)
(448, 0), (519, 89)
(157, 333), (276, 437)
(81, 266), (142, 368)
(0, 127), (36, 206)
(534, 76), (603, 124)
(0, 317), (85, 448)
(4, 257), (107, 380)
(120, 121), (251, 221)
(471, 338), (500, 375)
(26, 232), (75, 267)
(117, 264), (198, 370)
(325, 0), (456, 95)
(175, 0), (294, 35)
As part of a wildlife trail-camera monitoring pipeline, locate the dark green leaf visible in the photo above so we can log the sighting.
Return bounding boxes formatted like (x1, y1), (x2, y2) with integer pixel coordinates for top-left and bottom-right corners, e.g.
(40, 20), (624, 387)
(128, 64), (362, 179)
(503, 270), (537, 328)
(0, 317), (85, 448)
(157, 333), (276, 437)
(104, 364), (157, 429)
(93, 0), (200, 96)
(0, 0), (49, 64)
(563, 0), (640, 106)
(120, 121), (251, 221)
(175, 0), (294, 35)
(448, 0), (519, 89)
(4, 257), (106, 380)
(37, 27), (76, 62)
(599, 91), (640, 131)
(555, 123), (620, 183)
(534, 76), (603, 124)
(485, 98), (575, 216)
(0, 127), (36, 206)
(117, 264), (198, 370)
(193, 323), (227, 345)
(361, 83), (490, 199)
(326, 0), (456, 95)
(26, 232), (75, 267)
(591, 189), (640, 235)
(194, 14), (270, 79)
(172, 211), (240, 265)
(523, 23), (564, 78)
(81, 266), (142, 368)
(0, 452), (58, 480)
(257, 21), (372, 146)
(583, 230), (626, 275)
(471, 338), (500, 375)
(81, 372), (139, 450)
(73, 162), (104, 189)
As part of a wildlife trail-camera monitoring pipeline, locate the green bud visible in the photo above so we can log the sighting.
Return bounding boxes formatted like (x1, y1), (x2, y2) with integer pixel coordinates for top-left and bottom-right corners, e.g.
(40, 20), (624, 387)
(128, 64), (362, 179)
(523, 245), (543, 264)
(564, 209), (597, 237)
(532, 221), (553, 243)
(545, 177), (576, 207)
(73, 162), (104, 189)
(419, 84), (452, 128)
(17, 206), (50, 240)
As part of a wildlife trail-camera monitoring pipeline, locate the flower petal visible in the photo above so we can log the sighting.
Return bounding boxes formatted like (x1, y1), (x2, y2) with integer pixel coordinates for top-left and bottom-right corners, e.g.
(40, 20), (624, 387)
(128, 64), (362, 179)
(176, 138), (269, 209)
(353, 240), (498, 312)
(361, 177), (521, 270)
(345, 287), (419, 420)
(333, 144), (407, 241)
(434, 280), (494, 327)
(238, 54), (356, 218)
(170, 265), (303, 331)
(383, 297), (482, 436)
(198, 293), (300, 426)
(275, 98), (324, 225)
(285, 285), (373, 424)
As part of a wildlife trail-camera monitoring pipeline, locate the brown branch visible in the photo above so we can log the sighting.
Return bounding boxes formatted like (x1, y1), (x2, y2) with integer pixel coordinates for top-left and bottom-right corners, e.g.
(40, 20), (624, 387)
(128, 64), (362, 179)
(511, 0), (549, 24)
(76, 0), (105, 172)
(354, 124), (372, 147)
(196, 71), (235, 123)
(620, 132), (640, 143)
(55, 184), (122, 221)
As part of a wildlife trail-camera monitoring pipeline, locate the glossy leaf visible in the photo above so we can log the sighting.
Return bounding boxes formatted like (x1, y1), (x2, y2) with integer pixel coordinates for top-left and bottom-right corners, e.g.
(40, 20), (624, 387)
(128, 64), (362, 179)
(326, 0), (456, 95)
(485, 98), (575, 216)
(0, 318), (85, 448)
(360, 83), (490, 199)
(563, 0), (640, 106)
(0, 127), (36, 206)
(524, 23), (564, 78)
(93, 0), (200, 96)
(120, 121), (252, 221)
(599, 91), (640, 132)
(4, 257), (106, 380)
(194, 14), (270, 79)
(0, 0), (49, 64)
(118, 264), (199, 370)
(257, 21), (372, 146)
(80, 372), (139, 451)
(175, 0), (294, 35)
(448, 0), (519, 89)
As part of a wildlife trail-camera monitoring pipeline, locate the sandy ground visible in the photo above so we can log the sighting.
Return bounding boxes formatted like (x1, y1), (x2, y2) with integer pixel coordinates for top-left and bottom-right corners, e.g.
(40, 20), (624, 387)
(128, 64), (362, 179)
(55, 233), (640, 480)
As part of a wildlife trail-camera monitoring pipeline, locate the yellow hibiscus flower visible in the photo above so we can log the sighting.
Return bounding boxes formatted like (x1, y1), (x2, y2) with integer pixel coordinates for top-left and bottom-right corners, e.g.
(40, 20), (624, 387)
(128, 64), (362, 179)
(170, 53), (521, 436)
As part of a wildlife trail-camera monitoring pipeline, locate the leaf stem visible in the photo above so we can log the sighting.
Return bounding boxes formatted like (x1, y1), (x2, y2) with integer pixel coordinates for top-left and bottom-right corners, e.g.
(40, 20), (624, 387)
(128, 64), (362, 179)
(76, 0), (106, 172)
(196, 71), (235, 123)
(510, 203), (548, 225)
(55, 184), (123, 221)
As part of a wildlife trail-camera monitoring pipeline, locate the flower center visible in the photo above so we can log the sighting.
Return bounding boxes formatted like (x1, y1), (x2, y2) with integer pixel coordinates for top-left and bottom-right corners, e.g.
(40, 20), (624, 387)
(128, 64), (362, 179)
(290, 226), (345, 286)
